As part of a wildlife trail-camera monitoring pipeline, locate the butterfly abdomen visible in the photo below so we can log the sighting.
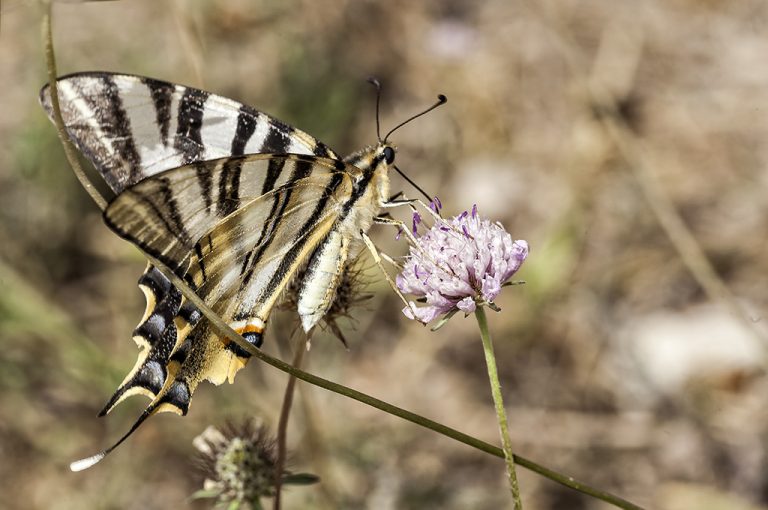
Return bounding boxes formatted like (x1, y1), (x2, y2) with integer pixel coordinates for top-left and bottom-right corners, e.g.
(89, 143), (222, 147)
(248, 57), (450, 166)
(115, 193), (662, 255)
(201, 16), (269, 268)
(294, 144), (392, 332)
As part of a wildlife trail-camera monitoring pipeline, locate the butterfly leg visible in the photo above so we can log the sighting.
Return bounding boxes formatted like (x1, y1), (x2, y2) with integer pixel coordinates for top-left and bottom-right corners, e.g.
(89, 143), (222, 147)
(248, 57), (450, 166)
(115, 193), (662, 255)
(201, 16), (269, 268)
(382, 196), (443, 222)
(376, 209), (442, 242)
(373, 214), (424, 249)
(379, 250), (404, 270)
(359, 229), (423, 323)
(375, 207), (466, 282)
(383, 196), (475, 242)
(373, 215), (448, 271)
(382, 195), (468, 243)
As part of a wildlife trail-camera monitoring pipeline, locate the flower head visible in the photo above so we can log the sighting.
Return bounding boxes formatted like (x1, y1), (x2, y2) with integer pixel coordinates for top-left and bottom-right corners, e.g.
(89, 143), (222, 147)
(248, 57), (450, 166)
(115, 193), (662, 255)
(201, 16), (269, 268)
(396, 205), (528, 323)
(193, 420), (279, 506)
(192, 419), (318, 508)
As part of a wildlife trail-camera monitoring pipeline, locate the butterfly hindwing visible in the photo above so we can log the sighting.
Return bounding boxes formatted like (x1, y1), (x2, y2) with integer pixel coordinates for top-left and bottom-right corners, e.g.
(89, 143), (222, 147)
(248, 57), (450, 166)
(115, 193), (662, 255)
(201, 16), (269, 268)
(103, 154), (351, 291)
(39, 72), (338, 193)
(99, 264), (199, 416)
(99, 154), (353, 417)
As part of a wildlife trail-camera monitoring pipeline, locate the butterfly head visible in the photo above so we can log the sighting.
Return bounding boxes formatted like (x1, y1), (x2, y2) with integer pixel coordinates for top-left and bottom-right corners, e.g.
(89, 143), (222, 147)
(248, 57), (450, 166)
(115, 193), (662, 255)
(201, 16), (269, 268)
(343, 141), (396, 169)
(371, 142), (397, 170)
(382, 144), (396, 165)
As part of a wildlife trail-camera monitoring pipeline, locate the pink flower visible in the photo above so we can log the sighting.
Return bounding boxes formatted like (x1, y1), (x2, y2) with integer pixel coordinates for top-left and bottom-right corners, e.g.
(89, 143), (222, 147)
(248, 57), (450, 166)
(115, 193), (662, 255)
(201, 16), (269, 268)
(396, 205), (528, 323)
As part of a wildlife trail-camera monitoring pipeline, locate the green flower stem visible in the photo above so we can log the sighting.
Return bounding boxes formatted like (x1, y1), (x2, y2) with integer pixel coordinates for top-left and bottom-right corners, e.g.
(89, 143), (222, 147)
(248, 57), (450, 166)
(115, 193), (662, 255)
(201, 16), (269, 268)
(274, 334), (307, 510)
(475, 306), (523, 508)
(44, 10), (642, 510)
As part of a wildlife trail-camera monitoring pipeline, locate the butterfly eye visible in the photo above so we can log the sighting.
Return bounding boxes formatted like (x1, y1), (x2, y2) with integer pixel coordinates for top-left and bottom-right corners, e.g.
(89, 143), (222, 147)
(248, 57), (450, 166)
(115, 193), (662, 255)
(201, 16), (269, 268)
(383, 146), (395, 164)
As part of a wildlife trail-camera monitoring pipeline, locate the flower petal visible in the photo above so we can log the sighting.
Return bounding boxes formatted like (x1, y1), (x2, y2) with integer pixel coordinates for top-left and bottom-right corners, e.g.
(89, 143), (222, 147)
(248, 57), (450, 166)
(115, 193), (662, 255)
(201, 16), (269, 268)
(481, 276), (502, 302)
(456, 297), (476, 313)
(402, 303), (445, 323)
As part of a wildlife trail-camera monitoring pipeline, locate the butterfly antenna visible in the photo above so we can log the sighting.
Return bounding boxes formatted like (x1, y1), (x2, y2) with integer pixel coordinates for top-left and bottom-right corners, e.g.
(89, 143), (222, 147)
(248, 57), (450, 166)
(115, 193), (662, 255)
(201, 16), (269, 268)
(394, 164), (435, 204)
(383, 94), (447, 142)
(69, 404), (158, 471)
(367, 77), (383, 141)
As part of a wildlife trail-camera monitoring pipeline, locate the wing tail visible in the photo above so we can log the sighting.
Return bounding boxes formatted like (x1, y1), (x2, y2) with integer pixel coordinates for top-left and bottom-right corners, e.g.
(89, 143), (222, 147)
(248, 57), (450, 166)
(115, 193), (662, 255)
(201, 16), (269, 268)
(99, 265), (198, 415)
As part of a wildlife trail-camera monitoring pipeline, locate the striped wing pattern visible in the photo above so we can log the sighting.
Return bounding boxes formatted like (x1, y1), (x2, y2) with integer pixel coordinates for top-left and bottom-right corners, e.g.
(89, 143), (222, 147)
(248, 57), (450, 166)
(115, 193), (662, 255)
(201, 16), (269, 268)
(40, 73), (389, 464)
(102, 155), (351, 415)
(99, 264), (201, 416)
(39, 72), (337, 193)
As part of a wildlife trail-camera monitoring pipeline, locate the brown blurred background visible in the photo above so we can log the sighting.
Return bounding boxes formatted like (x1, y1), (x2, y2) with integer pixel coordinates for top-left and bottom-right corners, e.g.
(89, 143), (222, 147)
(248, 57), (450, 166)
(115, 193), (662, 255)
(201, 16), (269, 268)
(2, 1), (768, 508)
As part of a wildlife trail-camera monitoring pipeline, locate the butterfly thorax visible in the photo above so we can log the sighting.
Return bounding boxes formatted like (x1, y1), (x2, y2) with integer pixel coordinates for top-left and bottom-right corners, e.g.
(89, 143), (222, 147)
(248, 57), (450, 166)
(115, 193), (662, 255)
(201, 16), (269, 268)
(344, 142), (395, 233)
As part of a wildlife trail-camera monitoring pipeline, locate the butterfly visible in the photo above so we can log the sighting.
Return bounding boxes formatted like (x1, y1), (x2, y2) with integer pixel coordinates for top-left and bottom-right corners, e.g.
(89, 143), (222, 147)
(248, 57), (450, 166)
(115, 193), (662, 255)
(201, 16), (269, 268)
(40, 72), (444, 469)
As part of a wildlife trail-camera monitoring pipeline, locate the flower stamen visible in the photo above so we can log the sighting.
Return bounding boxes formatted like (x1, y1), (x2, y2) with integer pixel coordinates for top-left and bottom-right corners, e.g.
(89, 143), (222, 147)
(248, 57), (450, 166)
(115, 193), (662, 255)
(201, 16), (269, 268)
(412, 211), (422, 234)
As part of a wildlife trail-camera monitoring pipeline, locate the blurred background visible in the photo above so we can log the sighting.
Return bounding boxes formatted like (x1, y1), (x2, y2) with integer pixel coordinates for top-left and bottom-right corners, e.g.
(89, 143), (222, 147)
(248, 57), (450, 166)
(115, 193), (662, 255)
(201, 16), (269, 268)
(1, 1), (768, 508)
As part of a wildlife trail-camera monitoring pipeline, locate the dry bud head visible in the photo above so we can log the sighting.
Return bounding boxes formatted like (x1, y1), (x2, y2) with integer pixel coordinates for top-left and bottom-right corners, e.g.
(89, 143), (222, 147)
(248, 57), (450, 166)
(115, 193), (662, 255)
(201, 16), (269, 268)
(193, 420), (279, 506)
(192, 419), (318, 507)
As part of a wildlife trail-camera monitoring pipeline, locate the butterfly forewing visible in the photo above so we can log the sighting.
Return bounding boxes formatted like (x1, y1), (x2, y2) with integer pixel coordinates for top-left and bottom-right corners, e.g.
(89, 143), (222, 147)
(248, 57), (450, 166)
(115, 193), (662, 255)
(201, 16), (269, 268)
(39, 73), (337, 193)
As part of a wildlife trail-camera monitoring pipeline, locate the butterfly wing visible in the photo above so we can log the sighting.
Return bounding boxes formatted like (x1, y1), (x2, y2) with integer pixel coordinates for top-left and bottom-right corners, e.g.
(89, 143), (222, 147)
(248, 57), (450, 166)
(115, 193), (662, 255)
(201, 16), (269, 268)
(42, 74), (375, 469)
(97, 263), (201, 416)
(39, 73), (346, 413)
(39, 72), (338, 193)
(100, 154), (352, 417)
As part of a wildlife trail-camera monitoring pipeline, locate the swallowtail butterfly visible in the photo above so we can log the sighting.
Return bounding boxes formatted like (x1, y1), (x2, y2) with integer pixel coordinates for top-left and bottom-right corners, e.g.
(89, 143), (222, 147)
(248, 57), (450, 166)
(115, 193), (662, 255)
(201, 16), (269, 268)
(40, 72), (444, 469)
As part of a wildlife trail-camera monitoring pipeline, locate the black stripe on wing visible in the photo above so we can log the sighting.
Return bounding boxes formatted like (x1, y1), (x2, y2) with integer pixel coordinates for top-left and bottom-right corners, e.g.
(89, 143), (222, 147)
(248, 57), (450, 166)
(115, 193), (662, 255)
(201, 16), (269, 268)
(101, 75), (143, 185)
(257, 171), (346, 302)
(238, 158), (315, 288)
(39, 72), (340, 194)
(175, 88), (209, 165)
(214, 106), (256, 216)
(143, 78), (174, 146)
